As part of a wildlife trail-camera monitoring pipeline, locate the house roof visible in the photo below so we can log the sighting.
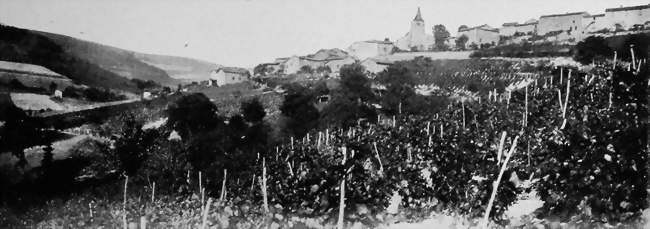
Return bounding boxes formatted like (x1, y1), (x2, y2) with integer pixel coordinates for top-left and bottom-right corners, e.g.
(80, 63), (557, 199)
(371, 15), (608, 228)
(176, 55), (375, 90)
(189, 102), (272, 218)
(413, 7), (424, 22)
(302, 48), (351, 61)
(540, 11), (589, 19)
(0, 60), (68, 79)
(605, 4), (650, 12)
(515, 22), (538, 27)
(502, 22), (518, 27)
(365, 40), (394, 45)
(216, 67), (250, 75)
(459, 24), (498, 33)
(585, 13), (605, 18)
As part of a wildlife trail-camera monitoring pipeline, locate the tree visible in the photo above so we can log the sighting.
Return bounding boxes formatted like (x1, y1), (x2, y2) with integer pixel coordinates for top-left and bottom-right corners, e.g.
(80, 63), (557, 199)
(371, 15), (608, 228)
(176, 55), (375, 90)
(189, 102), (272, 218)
(338, 63), (375, 102)
(458, 25), (468, 31)
(279, 83), (319, 138)
(0, 96), (46, 166)
(573, 36), (612, 65)
(316, 65), (332, 75)
(320, 63), (376, 127)
(166, 93), (222, 139)
(241, 98), (266, 124)
(433, 24), (451, 51)
(113, 114), (156, 176)
(456, 35), (469, 50)
(299, 65), (314, 74)
(254, 64), (270, 76)
(376, 63), (418, 115)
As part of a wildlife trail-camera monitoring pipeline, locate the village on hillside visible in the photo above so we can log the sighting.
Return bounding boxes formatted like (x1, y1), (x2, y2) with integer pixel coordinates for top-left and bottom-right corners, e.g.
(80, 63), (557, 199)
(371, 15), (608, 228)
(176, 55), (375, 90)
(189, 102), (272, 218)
(1, 1), (650, 228)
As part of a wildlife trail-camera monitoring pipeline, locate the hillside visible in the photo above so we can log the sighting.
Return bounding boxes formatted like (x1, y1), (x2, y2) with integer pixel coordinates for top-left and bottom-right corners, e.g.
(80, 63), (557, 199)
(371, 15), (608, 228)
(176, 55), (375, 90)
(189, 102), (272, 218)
(35, 31), (179, 86)
(0, 25), (139, 92)
(134, 53), (220, 83)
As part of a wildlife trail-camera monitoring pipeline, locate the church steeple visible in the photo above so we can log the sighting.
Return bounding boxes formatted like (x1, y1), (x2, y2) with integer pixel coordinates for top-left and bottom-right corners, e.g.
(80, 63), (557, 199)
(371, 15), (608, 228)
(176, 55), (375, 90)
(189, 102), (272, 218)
(413, 7), (424, 22)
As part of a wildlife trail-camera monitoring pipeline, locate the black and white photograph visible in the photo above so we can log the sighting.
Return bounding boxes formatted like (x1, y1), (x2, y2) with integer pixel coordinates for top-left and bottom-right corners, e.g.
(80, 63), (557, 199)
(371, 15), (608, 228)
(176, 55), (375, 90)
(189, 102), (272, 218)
(0, 0), (649, 228)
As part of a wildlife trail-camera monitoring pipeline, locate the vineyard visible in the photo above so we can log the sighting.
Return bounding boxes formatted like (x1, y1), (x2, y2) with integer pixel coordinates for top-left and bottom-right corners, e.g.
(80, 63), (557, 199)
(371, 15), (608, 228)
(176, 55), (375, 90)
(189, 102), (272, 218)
(1, 55), (648, 228)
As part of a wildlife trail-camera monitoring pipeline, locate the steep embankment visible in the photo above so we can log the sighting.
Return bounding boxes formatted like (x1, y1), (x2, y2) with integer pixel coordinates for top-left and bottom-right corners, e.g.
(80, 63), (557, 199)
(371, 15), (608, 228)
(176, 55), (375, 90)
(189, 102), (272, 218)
(35, 31), (179, 86)
(0, 25), (139, 92)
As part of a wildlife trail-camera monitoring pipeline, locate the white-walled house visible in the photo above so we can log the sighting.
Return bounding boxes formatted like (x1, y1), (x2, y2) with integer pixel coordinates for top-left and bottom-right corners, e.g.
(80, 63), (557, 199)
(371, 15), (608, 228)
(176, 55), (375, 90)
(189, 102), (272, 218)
(457, 25), (500, 48)
(537, 12), (589, 40)
(347, 39), (395, 60)
(209, 67), (250, 86)
(604, 4), (650, 30)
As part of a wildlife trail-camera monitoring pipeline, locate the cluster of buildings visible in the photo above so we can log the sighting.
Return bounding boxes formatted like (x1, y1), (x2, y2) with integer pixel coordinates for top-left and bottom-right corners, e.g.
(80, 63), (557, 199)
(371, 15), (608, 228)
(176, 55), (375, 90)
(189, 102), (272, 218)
(214, 3), (650, 86)
(458, 3), (650, 48)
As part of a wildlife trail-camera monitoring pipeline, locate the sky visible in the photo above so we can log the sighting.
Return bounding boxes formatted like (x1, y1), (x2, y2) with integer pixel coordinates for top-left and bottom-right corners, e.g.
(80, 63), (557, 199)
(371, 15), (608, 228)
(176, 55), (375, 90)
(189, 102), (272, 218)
(1, 0), (648, 68)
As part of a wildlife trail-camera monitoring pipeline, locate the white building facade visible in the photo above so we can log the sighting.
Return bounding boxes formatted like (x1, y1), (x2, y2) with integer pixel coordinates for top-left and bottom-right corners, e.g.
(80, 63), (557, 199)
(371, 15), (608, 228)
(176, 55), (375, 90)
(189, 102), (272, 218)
(395, 8), (435, 51)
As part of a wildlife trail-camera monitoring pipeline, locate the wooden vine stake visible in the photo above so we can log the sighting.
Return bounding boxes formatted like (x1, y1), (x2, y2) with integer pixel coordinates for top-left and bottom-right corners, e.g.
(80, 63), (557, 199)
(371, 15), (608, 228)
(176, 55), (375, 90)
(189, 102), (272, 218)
(261, 158), (269, 213)
(631, 45), (636, 70)
(613, 51), (617, 69)
(461, 100), (466, 130)
(337, 147), (347, 229)
(524, 84), (528, 127)
(373, 142), (385, 173)
(220, 169), (227, 202)
(123, 175), (128, 229)
(151, 182), (155, 203)
(483, 135), (519, 228)
(497, 131), (507, 165)
(201, 198), (213, 229)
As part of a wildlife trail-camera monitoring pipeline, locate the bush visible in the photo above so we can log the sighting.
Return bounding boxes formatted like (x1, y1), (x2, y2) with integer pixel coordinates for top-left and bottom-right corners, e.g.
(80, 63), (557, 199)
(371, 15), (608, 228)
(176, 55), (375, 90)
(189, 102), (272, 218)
(573, 36), (612, 65)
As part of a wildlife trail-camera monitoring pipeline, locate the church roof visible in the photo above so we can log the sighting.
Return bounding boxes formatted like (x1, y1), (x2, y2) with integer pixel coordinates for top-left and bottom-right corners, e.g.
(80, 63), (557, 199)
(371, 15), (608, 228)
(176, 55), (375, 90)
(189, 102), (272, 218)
(413, 7), (424, 22)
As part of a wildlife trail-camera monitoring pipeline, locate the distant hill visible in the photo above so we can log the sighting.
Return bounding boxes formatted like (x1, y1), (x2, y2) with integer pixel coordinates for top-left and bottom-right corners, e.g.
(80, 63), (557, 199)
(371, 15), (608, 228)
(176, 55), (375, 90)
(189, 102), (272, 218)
(134, 53), (221, 83)
(0, 24), (140, 92)
(35, 31), (179, 86)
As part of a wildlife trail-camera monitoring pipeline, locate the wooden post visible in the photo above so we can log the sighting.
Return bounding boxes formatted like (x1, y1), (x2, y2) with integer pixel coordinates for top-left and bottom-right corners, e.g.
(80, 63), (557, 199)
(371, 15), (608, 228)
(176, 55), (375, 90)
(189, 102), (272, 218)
(497, 131), (507, 164)
(631, 45), (636, 70)
(461, 100), (466, 130)
(337, 147), (347, 229)
(140, 216), (147, 229)
(123, 175), (128, 229)
(261, 158), (269, 213)
(220, 169), (227, 202)
(151, 182), (155, 203)
(524, 84), (528, 127)
(613, 51), (617, 69)
(373, 142), (384, 173)
(563, 70), (572, 119)
(560, 68), (563, 85)
(199, 172), (203, 208)
(483, 136), (519, 228)
(201, 198), (213, 229)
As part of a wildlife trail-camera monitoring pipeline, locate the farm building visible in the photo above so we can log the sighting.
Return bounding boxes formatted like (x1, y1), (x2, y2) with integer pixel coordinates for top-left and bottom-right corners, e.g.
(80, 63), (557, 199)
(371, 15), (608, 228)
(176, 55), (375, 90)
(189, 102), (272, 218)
(499, 19), (538, 37)
(277, 49), (356, 76)
(208, 67), (250, 86)
(457, 24), (500, 48)
(0, 60), (73, 90)
(582, 14), (608, 33)
(347, 39), (395, 60)
(537, 12), (589, 39)
(604, 4), (650, 30)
